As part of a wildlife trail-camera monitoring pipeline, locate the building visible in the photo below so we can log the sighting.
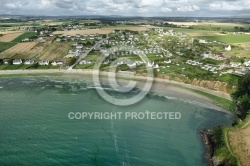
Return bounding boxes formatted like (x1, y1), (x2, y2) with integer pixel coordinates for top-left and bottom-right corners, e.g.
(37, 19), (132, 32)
(225, 45), (232, 51)
(230, 62), (241, 68)
(24, 59), (35, 65)
(244, 60), (250, 67)
(13, 59), (22, 65)
(3, 59), (10, 65)
(39, 60), (49, 66)
(127, 62), (137, 69)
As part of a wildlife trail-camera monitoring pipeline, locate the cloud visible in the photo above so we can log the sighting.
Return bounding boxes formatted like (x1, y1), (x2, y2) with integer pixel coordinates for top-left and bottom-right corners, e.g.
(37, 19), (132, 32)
(137, 0), (165, 8)
(176, 5), (200, 12)
(41, 0), (51, 6)
(209, 2), (243, 11)
(52, 0), (74, 9)
(162, 7), (173, 12)
(4, 1), (29, 9)
(0, 0), (250, 16)
(5, 3), (21, 9)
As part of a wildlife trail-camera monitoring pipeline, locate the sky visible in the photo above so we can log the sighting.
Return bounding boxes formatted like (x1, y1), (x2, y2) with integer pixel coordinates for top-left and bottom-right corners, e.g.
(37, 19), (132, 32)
(0, 0), (250, 17)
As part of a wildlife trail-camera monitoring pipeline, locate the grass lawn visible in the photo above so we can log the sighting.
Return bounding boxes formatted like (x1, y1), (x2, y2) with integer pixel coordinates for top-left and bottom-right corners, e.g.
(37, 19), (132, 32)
(0, 42), (17, 53)
(35, 65), (50, 69)
(217, 74), (241, 87)
(74, 64), (94, 69)
(4, 64), (23, 70)
(0, 65), (9, 70)
(17, 65), (33, 70)
(12, 32), (37, 42)
(85, 51), (101, 61)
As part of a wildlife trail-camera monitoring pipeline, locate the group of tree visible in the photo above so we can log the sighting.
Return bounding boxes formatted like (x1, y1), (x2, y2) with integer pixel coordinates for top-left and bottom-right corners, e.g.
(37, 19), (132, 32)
(234, 26), (250, 32)
(232, 74), (250, 119)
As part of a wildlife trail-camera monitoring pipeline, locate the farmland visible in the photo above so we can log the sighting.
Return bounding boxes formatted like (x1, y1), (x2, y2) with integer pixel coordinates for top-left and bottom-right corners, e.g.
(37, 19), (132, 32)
(0, 36), (59, 59)
(0, 32), (23, 42)
(168, 21), (250, 27)
(12, 32), (37, 42)
(0, 42), (17, 53)
(0, 30), (24, 35)
(5, 42), (38, 53)
(39, 43), (71, 61)
(53, 26), (152, 36)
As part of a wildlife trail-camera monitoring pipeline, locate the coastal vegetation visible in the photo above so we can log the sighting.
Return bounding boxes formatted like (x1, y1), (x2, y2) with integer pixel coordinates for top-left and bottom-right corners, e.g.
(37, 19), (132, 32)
(210, 74), (250, 166)
(189, 89), (235, 111)
(233, 74), (250, 118)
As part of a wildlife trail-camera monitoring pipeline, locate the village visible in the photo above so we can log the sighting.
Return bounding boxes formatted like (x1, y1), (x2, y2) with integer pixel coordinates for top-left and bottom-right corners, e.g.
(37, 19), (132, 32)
(1, 22), (250, 86)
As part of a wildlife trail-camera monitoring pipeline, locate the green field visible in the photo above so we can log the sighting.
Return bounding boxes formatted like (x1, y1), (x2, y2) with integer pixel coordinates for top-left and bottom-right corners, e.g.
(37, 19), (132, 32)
(12, 32), (37, 42)
(197, 35), (250, 43)
(173, 27), (216, 33)
(0, 42), (17, 53)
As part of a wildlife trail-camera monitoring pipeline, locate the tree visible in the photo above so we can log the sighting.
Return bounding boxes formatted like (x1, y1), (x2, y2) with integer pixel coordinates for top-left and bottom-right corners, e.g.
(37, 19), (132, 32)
(239, 27), (245, 32)
(67, 57), (77, 66)
(234, 26), (239, 32)
(233, 74), (250, 118)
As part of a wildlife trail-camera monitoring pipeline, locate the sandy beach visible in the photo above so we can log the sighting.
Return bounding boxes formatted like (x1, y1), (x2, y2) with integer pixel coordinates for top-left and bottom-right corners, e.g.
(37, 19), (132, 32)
(0, 69), (233, 113)
(0, 69), (232, 98)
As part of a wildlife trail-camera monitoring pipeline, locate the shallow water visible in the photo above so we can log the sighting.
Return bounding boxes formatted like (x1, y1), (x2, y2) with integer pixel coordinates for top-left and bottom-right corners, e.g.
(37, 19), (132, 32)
(0, 77), (235, 166)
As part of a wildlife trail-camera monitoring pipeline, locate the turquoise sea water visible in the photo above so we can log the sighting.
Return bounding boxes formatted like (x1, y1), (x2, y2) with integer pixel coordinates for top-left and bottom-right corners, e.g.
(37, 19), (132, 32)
(0, 77), (235, 166)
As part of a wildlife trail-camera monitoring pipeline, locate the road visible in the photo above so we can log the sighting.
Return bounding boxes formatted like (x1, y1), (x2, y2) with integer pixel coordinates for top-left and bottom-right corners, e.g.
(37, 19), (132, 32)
(67, 39), (104, 71)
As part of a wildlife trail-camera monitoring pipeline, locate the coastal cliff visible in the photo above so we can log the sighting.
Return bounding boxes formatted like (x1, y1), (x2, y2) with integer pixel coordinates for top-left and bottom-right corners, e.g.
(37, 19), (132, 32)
(155, 74), (236, 94)
(200, 130), (232, 166)
(200, 130), (214, 166)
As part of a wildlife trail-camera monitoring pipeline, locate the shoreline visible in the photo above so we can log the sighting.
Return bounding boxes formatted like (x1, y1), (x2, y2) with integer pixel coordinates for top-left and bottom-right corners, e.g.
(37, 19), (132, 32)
(0, 69), (232, 100)
(0, 69), (233, 113)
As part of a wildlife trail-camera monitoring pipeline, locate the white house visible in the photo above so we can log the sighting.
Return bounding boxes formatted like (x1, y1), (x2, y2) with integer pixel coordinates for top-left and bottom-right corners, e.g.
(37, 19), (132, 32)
(22, 38), (30, 42)
(199, 39), (207, 44)
(24, 59), (35, 65)
(3, 59), (10, 65)
(76, 45), (83, 49)
(244, 60), (250, 67)
(39, 60), (49, 66)
(153, 64), (159, 69)
(13, 59), (22, 65)
(230, 62), (241, 68)
(51, 61), (64, 66)
(164, 59), (172, 64)
(127, 62), (137, 69)
(225, 45), (232, 51)
(147, 62), (155, 68)
(202, 51), (212, 59)
(79, 60), (92, 65)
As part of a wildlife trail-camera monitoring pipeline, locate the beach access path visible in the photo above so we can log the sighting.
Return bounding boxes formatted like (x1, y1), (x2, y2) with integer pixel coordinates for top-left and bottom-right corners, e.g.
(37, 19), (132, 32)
(67, 39), (105, 70)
